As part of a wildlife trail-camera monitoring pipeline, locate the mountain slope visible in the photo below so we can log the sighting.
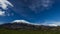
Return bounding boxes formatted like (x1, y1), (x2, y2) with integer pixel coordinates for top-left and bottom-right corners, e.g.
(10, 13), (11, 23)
(0, 20), (60, 30)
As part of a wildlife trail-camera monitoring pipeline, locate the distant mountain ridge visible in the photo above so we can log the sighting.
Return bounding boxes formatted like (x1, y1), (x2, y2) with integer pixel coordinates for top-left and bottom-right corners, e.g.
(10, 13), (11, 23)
(0, 20), (60, 30)
(0, 22), (60, 30)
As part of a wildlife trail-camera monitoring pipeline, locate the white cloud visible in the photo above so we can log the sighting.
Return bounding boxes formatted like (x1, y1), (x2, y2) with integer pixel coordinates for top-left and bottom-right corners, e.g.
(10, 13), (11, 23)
(0, 10), (5, 16)
(0, 0), (13, 16)
(0, 0), (13, 10)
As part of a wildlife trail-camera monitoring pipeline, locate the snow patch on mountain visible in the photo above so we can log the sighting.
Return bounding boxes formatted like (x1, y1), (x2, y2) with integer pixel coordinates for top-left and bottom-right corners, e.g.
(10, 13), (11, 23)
(12, 20), (30, 23)
(11, 20), (41, 25)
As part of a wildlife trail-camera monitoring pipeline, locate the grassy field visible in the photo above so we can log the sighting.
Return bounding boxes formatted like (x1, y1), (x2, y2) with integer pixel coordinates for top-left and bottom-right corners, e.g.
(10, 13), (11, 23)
(0, 28), (60, 34)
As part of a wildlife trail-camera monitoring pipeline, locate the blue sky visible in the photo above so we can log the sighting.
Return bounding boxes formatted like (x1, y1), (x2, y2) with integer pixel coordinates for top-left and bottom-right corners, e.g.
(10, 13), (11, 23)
(0, 0), (60, 25)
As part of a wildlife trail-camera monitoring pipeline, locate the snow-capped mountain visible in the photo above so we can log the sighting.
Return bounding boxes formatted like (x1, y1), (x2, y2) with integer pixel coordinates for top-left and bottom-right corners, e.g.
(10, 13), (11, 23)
(12, 20), (30, 23)
(11, 20), (58, 26)
(11, 20), (42, 26)
(0, 20), (59, 30)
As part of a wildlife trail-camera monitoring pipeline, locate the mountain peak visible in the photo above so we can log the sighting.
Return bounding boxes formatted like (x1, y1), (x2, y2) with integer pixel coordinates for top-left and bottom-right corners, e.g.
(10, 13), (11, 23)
(12, 20), (30, 23)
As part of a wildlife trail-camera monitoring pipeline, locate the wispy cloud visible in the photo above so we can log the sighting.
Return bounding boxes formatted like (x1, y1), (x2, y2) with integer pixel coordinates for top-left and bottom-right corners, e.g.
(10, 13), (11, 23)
(0, 0), (13, 16)
(29, 0), (54, 12)
(0, 0), (13, 10)
(41, 0), (54, 8)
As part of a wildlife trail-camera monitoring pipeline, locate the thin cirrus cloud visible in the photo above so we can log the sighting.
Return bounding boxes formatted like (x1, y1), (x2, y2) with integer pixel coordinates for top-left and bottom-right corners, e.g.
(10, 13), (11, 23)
(29, 0), (54, 11)
(41, 0), (54, 8)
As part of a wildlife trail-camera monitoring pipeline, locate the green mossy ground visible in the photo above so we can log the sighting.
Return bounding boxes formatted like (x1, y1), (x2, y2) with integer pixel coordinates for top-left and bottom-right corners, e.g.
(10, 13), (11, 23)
(0, 28), (60, 34)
